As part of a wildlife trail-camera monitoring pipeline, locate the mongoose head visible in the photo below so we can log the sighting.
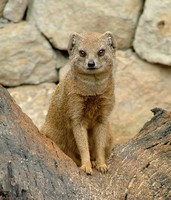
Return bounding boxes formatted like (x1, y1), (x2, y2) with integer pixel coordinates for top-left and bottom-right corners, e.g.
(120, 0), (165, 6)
(68, 31), (117, 75)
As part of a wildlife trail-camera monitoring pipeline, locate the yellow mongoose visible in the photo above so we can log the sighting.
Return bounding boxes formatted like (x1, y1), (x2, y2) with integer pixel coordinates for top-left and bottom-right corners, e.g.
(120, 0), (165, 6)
(41, 31), (117, 175)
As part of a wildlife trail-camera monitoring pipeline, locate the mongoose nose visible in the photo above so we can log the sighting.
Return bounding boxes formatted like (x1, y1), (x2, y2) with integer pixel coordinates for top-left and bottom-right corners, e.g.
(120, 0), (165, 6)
(88, 59), (95, 68)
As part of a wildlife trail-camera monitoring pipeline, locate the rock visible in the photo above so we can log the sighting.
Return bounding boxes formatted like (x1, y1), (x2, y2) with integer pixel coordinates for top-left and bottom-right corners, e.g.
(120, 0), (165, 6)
(112, 50), (171, 139)
(3, 0), (28, 22)
(134, 0), (171, 66)
(0, 0), (7, 17)
(8, 83), (56, 129)
(27, 0), (143, 50)
(0, 17), (9, 28)
(0, 22), (58, 86)
(55, 50), (68, 70)
(59, 50), (171, 141)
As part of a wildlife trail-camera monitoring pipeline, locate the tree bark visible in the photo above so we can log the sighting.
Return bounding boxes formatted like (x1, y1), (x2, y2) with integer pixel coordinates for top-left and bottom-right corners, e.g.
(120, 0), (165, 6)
(0, 85), (171, 200)
(109, 107), (171, 199)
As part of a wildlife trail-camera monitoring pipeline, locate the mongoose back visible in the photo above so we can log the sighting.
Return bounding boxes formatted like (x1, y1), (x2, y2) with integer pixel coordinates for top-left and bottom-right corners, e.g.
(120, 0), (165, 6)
(41, 31), (117, 175)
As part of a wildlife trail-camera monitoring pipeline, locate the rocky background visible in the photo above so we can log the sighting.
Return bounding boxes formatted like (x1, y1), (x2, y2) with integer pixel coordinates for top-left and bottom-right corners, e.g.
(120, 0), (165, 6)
(0, 0), (171, 143)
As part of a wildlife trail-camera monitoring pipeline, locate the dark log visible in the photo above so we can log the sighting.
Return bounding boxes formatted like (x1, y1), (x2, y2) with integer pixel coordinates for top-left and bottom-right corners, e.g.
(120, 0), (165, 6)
(109, 107), (171, 199)
(0, 85), (171, 200)
(0, 85), (88, 200)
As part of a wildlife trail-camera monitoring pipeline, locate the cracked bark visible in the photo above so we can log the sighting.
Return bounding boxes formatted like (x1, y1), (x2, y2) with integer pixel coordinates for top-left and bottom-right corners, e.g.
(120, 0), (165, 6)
(0, 85), (171, 200)
(110, 107), (171, 199)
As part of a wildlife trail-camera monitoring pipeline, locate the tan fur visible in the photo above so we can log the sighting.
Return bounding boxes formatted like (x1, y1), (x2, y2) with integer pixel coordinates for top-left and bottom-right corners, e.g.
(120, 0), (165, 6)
(41, 31), (117, 175)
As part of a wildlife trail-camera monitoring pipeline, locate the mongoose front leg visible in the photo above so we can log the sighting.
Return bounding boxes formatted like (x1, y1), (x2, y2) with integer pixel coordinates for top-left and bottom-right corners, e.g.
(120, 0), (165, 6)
(72, 124), (92, 175)
(93, 122), (108, 173)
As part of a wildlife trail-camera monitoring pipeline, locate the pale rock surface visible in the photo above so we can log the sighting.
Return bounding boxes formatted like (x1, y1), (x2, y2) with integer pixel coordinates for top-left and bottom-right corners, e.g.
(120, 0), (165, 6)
(112, 50), (171, 140)
(8, 83), (56, 129)
(60, 50), (171, 142)
(0, 22), (58, 86)
(0, 0), (7, 17)
(3, 0), (28, 22)
(0, 17), (9, 28)
(27, 0), (143, 50)
(134, 0), (171, 66)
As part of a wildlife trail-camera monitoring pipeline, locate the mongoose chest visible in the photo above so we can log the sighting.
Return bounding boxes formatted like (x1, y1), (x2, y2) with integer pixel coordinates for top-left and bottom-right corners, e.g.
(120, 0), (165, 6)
(82, 96), (103, 123)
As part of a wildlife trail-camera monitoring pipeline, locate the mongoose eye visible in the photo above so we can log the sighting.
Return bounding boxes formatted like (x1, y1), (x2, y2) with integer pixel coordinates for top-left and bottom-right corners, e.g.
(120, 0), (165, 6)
(98, 49), (105, 57)
(79, 50), (87, 57)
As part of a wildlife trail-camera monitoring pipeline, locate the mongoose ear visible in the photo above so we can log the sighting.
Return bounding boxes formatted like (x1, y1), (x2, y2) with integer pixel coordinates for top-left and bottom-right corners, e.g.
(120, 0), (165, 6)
(102, 31), (117, 53)
(68, 32), (81, 56)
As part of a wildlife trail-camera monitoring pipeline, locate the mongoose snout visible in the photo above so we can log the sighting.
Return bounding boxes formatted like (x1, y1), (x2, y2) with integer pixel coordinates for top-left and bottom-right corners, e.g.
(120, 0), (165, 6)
(88, 59), (95, 69)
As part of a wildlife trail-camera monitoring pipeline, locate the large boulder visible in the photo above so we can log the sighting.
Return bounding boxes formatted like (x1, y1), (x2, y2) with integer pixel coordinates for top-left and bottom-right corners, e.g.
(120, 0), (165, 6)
(8, 83), (56, 129)
(134, 0), (171, 66)
(0, 0), (7, 17)
(27, 0), (143, 50)
(0, 22), (59, 86)
(3, 0), (28, 22)
(112, 50), (171, 139)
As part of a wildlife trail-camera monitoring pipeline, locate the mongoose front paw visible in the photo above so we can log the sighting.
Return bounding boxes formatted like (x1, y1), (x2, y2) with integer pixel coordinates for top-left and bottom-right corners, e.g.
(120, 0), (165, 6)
(80, 164), (93, 175)
(96, 163), (108, 173)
